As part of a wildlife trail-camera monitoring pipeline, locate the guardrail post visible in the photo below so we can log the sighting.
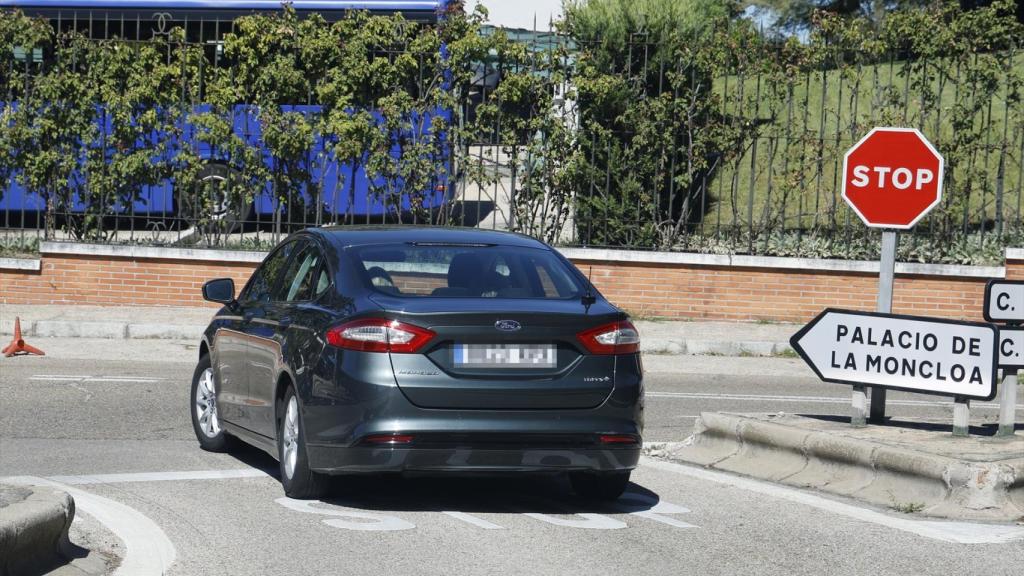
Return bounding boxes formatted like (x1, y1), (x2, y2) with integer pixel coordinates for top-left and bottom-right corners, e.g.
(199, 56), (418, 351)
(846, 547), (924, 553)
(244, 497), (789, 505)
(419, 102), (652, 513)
(997, 371), (1018, 437)
(952, 397), (970, 437)
(851, 385), (867, 427)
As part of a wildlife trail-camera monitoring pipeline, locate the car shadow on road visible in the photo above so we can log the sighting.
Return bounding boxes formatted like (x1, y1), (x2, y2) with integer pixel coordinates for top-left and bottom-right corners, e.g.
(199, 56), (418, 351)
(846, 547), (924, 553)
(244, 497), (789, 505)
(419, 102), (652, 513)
(224, 442), (664, 515)
(222, 440), (280, 475)
(318, 475), (665, 516)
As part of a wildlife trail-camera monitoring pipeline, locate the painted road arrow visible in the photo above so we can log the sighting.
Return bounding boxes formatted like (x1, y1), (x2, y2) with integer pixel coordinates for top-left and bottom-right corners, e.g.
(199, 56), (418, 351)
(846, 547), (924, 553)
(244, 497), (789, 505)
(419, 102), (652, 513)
(791, 309), (998, 401)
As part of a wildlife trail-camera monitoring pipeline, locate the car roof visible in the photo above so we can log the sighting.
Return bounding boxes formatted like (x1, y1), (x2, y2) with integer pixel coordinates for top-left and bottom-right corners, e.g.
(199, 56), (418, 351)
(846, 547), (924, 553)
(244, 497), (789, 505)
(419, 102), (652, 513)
(306, 226), (551, 250)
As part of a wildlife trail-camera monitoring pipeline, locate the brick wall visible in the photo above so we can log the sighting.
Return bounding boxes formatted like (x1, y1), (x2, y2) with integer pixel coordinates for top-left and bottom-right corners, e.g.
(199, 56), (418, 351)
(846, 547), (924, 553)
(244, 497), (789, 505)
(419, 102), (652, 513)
(0, 246), (1011, 323)
(580, 260), (990, 323)
(0, 254), (254, 308)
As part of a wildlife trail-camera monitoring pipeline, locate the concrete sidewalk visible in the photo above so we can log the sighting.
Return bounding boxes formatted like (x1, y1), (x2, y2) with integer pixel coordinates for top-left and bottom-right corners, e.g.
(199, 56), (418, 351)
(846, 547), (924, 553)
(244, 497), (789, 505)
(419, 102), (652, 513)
(0, 304), (799, 357)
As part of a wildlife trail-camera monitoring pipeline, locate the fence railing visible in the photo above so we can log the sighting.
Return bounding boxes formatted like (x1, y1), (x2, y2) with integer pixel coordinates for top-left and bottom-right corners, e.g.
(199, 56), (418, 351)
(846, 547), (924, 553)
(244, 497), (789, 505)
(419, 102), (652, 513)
(0, 7), (1021, 265)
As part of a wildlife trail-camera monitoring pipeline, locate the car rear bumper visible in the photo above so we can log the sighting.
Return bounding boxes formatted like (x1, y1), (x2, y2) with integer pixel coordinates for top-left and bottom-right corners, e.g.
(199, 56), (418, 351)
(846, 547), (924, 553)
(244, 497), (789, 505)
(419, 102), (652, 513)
(306, 444), (640, 475)
(300, 350), (643, 474)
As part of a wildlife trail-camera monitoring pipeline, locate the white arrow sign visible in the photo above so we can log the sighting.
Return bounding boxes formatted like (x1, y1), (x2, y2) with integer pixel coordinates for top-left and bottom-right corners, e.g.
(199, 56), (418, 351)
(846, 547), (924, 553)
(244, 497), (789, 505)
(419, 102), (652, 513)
(791, 309), (998, 401)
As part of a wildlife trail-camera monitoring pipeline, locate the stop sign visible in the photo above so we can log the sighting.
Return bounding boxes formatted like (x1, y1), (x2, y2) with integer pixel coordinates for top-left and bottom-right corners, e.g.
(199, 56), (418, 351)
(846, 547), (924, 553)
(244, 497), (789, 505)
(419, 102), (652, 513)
(841, 127), (944, 229)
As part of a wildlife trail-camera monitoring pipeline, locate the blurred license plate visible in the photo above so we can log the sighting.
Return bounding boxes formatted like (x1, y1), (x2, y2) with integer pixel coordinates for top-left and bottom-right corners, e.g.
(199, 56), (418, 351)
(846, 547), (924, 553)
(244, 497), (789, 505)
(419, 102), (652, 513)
(454, 344), (556, 368)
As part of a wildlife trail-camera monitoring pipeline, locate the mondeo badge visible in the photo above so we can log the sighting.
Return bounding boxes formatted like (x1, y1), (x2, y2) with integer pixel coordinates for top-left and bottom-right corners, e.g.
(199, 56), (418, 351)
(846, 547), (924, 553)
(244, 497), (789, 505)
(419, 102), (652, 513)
(495, 320), (522, 332)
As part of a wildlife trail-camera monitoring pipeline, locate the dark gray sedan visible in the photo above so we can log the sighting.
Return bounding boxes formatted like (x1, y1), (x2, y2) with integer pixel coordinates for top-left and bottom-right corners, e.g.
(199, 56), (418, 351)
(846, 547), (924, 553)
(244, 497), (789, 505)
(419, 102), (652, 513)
(191, 227), (643, 499)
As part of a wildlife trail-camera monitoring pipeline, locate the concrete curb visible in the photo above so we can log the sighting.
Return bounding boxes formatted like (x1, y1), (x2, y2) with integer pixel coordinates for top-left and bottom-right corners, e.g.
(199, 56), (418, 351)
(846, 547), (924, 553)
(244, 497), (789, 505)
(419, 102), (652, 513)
(660, 412), (1024, 521)
(0, 319), (792, 356)
(1, 320), (207, 342)
(640, 338), (792, 357)
(0, 484), (75, 575)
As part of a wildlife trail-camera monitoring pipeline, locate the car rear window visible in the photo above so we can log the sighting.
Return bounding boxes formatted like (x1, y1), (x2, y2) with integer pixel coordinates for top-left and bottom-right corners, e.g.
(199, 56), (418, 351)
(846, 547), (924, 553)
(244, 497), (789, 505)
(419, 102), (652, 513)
(349, 244), (585, 299)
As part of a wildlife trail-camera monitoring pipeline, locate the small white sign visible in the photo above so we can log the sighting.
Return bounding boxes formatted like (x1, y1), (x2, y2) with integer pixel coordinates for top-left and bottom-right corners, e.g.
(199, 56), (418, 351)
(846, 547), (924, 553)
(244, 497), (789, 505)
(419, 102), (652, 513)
(791, 309), (998, 400)
(997, 326), (1024, 369)
(984, 280), (1024, 322)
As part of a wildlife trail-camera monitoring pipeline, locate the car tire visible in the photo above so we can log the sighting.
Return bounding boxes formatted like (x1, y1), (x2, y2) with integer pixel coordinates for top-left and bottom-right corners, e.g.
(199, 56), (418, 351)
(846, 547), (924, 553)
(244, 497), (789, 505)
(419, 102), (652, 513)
(278, 387), (328, 499)
(191, 355), (232, 452)
(569, 471), (631, 501)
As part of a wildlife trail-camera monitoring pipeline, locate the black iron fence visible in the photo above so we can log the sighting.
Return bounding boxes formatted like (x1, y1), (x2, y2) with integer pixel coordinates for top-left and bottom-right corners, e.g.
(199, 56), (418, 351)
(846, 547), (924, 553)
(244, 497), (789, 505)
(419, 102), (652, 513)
(0, 6), (1021, 264)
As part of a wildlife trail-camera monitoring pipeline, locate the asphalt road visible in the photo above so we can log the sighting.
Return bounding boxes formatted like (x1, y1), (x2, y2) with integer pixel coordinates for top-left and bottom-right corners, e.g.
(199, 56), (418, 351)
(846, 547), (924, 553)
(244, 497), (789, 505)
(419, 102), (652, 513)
(2, 338), (1022, 575)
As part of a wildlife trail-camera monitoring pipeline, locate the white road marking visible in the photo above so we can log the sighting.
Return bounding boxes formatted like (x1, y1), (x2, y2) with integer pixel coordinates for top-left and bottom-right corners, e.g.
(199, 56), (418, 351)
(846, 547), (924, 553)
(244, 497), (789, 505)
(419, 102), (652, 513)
(276, 497), (416, 531)
(641, 457), (1024, 544)
(616, 492), (698, 529)
(645, 391), (1023, 411)
(10, 467), (695, 533)
(7, 476), (176, 576)
(49, 468), (270, 485)
(64, 381), (93, 401)
(522, 511), (628, 529)
(442, 511), (505, 529)
(29, 375), (167, 383)
(38, 461), (1013, 546)
(511, 489), (630, 530)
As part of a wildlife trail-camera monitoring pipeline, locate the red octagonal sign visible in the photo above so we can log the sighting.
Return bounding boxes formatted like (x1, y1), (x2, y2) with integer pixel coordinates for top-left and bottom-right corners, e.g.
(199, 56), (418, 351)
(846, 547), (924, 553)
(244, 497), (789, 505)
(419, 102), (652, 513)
(842, 127), (944, 229)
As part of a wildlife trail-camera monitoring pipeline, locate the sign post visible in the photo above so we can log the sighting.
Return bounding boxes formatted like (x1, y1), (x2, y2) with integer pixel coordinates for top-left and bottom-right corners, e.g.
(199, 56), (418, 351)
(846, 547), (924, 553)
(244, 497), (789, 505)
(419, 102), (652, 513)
(841, 127), (944, 426)
(984, 280), (1024, 437)
(870, 230), (897, 423)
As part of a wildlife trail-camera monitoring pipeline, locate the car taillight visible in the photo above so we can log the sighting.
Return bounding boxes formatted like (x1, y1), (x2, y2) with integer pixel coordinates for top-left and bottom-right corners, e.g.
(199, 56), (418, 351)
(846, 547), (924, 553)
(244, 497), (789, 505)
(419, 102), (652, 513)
(326, 319), (435, 353)
(577, 320), (640, 355)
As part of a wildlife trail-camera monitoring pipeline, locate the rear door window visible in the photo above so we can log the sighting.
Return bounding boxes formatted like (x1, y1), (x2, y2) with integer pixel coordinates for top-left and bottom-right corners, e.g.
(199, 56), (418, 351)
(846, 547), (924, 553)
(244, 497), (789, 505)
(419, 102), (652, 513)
(274, 242), (325, 302)
(241, 240), (299, 304)
(312, 264), (331, 299)
(349, 244), (583, 299)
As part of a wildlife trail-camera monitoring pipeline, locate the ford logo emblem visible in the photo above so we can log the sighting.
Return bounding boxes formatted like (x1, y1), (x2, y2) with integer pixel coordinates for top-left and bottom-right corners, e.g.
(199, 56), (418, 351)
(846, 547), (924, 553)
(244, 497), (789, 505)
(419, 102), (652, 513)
(494, 320), (522, 332)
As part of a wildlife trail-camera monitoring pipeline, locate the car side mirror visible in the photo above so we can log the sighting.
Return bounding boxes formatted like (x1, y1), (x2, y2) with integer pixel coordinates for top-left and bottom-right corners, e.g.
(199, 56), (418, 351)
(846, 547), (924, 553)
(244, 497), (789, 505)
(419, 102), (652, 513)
(202, 278), (236, 308)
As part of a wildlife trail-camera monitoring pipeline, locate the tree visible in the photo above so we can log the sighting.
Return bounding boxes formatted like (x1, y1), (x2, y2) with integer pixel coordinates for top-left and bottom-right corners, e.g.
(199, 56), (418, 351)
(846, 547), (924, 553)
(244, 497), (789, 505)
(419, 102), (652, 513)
(745, 0), (936, 32)
(215, 6), (319, 236)
(960, 0), (1024, 24)
(559, 0), (744, 247)
(563, 0), (736, 68)
(0, 10), (52, 207)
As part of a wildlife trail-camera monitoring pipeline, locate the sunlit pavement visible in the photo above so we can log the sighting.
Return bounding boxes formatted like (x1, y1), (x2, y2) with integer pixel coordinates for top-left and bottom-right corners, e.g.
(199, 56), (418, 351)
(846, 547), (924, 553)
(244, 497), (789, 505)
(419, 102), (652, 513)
(2, 340), (1022, 575)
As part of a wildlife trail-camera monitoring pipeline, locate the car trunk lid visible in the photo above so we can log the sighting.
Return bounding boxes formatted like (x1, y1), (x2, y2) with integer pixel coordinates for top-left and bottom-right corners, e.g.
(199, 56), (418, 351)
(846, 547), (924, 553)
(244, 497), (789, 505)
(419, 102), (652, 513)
(373, 298), (622, 410)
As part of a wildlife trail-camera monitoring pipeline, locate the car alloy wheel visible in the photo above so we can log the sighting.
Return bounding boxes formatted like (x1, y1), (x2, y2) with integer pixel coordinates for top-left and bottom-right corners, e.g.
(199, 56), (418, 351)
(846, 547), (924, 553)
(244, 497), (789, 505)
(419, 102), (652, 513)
(195, 367), (221, 438)
(281, 396), (299, 480)
(190, 356), (231, 453)
(277, 388), (328, 499)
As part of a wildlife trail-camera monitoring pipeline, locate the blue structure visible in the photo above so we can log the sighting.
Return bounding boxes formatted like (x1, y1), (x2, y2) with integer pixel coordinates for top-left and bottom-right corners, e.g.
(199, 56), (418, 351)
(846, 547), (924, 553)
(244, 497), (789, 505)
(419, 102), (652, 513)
(0, 1), (442, 8)
(0, 0), (452, 223)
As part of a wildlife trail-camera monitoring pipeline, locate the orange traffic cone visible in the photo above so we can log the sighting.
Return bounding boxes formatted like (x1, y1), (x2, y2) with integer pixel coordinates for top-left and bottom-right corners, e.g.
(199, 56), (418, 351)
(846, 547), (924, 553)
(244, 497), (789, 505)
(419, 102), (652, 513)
(2, 317), (44, 357)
